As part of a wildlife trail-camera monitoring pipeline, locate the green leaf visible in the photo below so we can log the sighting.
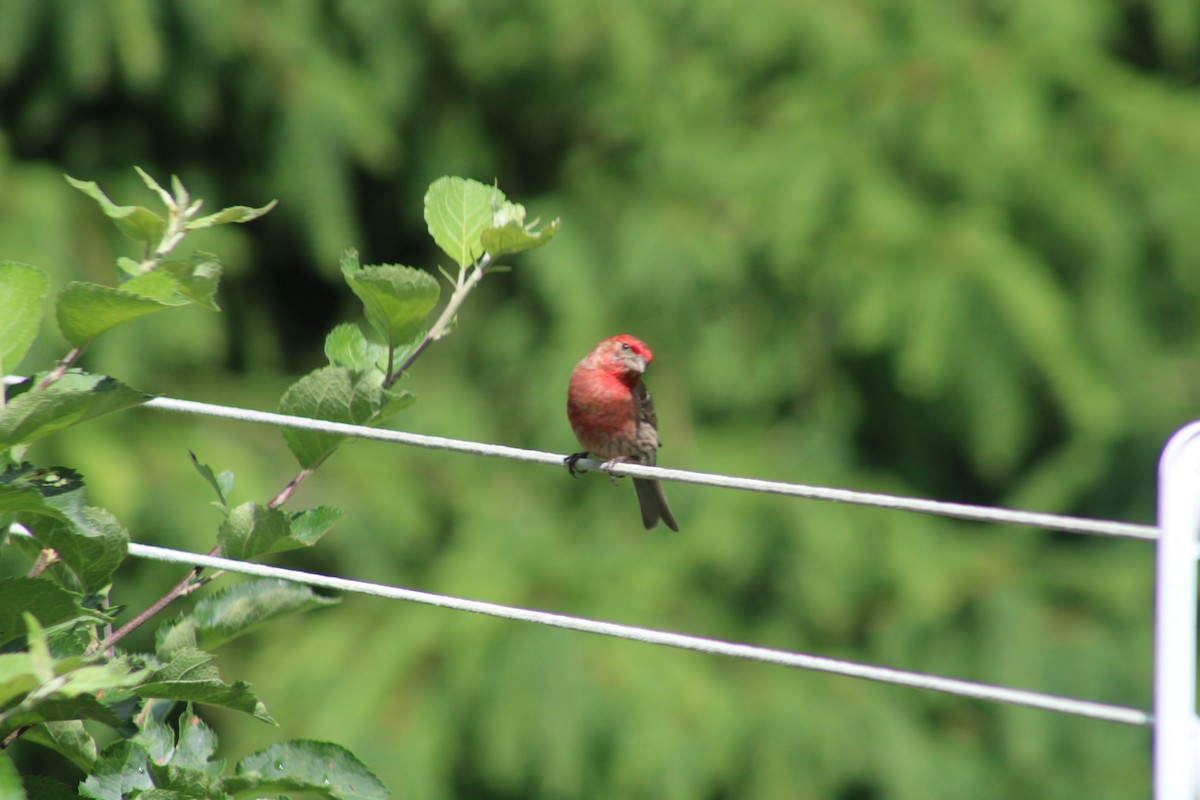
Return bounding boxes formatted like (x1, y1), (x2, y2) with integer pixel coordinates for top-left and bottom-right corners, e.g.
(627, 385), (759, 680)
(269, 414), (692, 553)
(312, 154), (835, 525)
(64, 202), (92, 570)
(56, 282), (171, 347)
(325, 323), (389, 372)
(0, 263), (49, 372)
(118, 255), (223, 312)
(138, 648), (273, 723)
(424, 176), (496, 268)
(0, 578), (109, 648)
(0, 652), (39, 708)
(1, 695), (125, 735)
(157, 579), (339, 660)
(341, 262), (440, 348)
(481, 216), (561, 258)
(189, 451), (232, 511)
(218, 502), (282, 561)
(22, 506), (128, 593)
(80, 740), (153, 800)
(22, 775), (79, 800)
(65, 175), (167, 247)
(288, 506), (343, 545)
(186, 200), (278, 230)
(227, 740), (388, 800)
(22, 720), (99, 772)
(0, 373), (150, 447)
(170, 705), (223, 773)
(278, 367), (413, 469)
(0, 753), (25, 800)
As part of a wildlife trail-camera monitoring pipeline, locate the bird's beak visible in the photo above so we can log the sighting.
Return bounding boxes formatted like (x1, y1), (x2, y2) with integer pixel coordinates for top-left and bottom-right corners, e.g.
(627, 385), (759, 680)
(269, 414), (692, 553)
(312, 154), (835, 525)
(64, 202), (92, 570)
(629, 354), (647, 374)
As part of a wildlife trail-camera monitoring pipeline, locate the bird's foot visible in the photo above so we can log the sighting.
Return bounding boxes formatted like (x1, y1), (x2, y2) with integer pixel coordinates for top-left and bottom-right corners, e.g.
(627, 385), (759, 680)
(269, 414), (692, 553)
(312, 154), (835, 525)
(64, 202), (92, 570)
(565, 451), (590, 477)
(600, 456), (631, 485)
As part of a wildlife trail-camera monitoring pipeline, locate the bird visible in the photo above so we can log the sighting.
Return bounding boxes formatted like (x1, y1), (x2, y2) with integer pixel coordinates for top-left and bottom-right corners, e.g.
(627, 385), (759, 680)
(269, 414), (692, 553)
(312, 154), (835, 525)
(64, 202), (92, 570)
(565, 334), (679, 531)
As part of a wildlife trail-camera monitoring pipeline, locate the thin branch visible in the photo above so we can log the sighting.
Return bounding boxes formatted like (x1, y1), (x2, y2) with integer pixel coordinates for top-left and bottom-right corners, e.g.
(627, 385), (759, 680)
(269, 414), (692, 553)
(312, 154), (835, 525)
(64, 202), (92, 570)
(37, 348), (82, 389)
(385, 252), (495, 388)
(94, 546), (217, 653)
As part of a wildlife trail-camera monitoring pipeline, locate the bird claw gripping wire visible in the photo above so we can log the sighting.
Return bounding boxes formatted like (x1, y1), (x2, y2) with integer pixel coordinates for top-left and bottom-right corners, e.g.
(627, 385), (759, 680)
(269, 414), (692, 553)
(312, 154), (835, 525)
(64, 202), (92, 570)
(565, 451), (625, 485)
(565, 451), (590, 477)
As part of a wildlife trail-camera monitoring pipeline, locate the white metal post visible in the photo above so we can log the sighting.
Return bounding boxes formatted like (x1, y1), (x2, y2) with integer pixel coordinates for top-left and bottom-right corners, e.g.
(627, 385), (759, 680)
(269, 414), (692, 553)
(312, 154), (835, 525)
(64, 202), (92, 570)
(1155, 422), (1200, 798)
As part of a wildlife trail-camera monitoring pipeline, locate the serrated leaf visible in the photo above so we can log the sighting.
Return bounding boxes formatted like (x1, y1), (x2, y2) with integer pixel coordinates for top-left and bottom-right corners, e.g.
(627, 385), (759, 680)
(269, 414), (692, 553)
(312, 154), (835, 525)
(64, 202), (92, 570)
(227, 740), (388, 800)
(138, 648), (273, 723)
(324, 323), (389, 372)
(172, 705), (223, 773)
(217, 503), (285, 561)
(23, 720), (99, 772)
(20, 506), (129, 593)
(342, 263), (440, 348)
(424, 176), (496, 268)
(157, 579), (339, 660)
(0, 578), (109, 648)
(278, 367), (408, 469)
(80, 740), (153, 800)
(0, 373), (150, 447)
(56, 282), (171, 347)
(481, 217), (561, 258)
(0, 263), (49, 372)
(186, 199), (278, 230)
(65, 175), (167, 247)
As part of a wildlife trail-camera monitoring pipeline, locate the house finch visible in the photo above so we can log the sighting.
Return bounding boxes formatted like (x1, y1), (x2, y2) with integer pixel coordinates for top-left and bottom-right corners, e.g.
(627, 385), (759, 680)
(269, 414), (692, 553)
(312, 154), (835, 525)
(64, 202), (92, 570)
(566, 334), (679, 531)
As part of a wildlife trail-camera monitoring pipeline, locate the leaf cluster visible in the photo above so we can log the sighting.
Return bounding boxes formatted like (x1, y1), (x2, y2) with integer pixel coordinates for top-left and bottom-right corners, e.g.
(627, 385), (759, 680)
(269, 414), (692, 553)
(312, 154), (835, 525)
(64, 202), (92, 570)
(0, 171), (554, 797)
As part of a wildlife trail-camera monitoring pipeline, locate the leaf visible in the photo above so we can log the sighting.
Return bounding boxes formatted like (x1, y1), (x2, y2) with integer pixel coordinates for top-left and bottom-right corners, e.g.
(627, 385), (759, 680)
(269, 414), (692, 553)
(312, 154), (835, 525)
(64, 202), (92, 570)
(226, 740), (388, 800)
(118, 255), (223, 312)
(79, 740), (153, 800)
(341, 262), (440, 349)
(0, 578), (109, 648)
(288, 506), (343, 545)
(0, 263), (49, 372)
(186, 199), (278, 230)
(0, 652), (39, 708)
(64, 175), (167, 247)
(1, 695), (125, 735)
(27, 507), (128, 593)
(22, 720), (99, 772)
(424, 176), (496, 268)
(138, 648), (273, 723)
(171, 705), (223, 773)
(481, 216), (561, 258)
(0, 753), (25, 800)
(189, 451), (232, 511)
(324, 323), (389, 372)
(56, 282), (173, 347)
(217, 503), (284, 561)
(22, 775), (79, 800)
(0, 373), (150, 448)
(157, 579), (339, 660)
(278, 367), (413, 469)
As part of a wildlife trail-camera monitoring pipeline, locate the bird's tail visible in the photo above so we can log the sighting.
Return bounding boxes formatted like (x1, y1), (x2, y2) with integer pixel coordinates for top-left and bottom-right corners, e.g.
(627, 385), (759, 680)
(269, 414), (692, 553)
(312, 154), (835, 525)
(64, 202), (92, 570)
(634, 478), (679, 532)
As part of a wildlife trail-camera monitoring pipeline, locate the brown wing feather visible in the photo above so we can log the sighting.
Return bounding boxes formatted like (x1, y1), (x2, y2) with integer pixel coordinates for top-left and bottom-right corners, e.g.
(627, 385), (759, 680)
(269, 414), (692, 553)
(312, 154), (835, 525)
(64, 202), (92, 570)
(634, 380), (659, 436)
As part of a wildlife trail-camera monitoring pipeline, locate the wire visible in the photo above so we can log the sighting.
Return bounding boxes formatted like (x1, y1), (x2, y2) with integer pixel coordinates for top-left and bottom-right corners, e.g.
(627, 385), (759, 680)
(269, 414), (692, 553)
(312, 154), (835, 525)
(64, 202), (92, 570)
(144, 396), (1158, 541)
(4, 526), (1151, 728)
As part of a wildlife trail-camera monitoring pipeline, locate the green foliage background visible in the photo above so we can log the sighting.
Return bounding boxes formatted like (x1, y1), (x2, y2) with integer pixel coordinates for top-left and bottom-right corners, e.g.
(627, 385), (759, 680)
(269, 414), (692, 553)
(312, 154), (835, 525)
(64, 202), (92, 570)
(3, 1), (1199, 797)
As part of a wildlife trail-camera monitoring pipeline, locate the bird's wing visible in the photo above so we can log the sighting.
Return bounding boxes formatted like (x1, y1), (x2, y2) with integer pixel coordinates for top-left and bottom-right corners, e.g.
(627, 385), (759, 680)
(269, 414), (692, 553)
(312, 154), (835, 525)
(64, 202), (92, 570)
(634, 380), (660, 444)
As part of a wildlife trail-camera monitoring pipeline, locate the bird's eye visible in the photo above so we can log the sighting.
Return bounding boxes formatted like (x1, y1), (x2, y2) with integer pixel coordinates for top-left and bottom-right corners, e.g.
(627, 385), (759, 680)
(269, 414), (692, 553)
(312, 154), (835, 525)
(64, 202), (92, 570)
(620, 343), (631, 351)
